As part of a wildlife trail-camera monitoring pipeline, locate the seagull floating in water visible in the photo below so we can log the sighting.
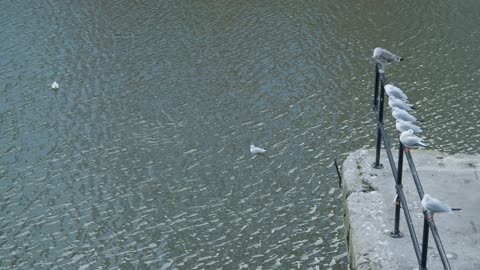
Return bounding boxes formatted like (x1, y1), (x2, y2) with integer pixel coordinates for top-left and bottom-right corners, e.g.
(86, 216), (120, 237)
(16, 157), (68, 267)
(372, 47), (403, 73)
(385, 84), (408, 101)
(400, 129), (428, 150)
(422, 194), (461, 221)
(396, 119), (423, 133)
(388, 96), (415, 111)
(250, 144), (266, 154)
(51, 81), (59, 90)
(392, 107), (422, 123)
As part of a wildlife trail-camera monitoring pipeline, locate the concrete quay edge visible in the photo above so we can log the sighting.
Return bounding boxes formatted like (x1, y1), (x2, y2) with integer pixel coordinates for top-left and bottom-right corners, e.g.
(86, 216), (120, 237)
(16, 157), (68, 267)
(341, 149), (480, 270)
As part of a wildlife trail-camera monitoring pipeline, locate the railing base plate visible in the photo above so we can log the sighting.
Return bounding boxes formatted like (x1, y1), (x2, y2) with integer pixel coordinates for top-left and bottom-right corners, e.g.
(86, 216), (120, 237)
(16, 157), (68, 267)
(372, 162), (384, 169)
(390, 231), (404, 238)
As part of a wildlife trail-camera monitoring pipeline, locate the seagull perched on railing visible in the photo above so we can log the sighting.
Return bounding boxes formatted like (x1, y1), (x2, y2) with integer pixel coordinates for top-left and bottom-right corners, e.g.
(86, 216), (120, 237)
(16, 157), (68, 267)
(388, 96), (415, 111)
(422, 194), (462, 221)
(400, 129), (428, 150)
(392, 107), (423, 123)
(396, 119), (423, 133)
(372, 47), (403, 73)
(385, 84), (409, 102)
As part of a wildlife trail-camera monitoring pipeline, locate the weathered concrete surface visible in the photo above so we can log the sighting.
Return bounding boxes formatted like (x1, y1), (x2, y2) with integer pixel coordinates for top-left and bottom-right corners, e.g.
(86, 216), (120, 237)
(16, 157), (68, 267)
(342, 149), (480, 270)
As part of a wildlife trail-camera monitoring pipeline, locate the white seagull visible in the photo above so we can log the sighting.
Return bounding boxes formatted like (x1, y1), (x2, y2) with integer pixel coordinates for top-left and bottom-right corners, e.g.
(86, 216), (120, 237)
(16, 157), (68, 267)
(385, 84), (408, 101)
(51, 81), (59, 90)
(396, 120), (423, 133)
(388, 96), (415, 111)
(422, 194), (461, 221)
(250, 144), (266, 154)
(392, 107), (422, 123)
(400, 129), (428, 150)
(372, 47), (403, 73)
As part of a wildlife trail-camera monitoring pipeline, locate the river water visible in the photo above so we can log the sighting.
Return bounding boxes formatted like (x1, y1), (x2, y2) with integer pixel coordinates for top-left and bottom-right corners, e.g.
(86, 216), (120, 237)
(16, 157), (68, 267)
(1, 1), (479, 269)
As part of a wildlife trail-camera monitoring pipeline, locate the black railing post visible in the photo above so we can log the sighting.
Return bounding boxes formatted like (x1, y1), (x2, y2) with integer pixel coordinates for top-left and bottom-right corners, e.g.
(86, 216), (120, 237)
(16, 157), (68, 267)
(420, 215), (430, 270)
(391, 142), (404, 238)
(373, 63), (380, 110)
(378, 73), (386, 120)
(373, 71), (386, 169)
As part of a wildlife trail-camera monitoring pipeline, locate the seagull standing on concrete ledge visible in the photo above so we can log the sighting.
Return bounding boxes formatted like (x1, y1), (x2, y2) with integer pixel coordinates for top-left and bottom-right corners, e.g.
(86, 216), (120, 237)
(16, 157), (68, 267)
(372, 47), (403, 73)
(250, 144), (266, 154)
(422, 194), (462, 221)
(399, 129), (428, 150)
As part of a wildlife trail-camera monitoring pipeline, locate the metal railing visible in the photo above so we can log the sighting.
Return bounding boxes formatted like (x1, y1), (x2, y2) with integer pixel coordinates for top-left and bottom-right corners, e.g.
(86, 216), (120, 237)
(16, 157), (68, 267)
(372, 63), (451, 270)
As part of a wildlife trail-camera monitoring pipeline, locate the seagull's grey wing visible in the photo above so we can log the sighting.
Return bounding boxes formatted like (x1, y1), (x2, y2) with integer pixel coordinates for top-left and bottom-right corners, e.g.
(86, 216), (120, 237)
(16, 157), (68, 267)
(398, 101), (413, 111)
(401, 135), (426, 147)
(386, 87), (408, 101)
(403, 112), (416, 122)
(396, 122), (408, 132)
(425, 198), (452, 213)
(400, 136), (416, 147)
(398, 122), (422, 133)
(396, 90), (408, 101)
(377, 51), (395, 63)
(377, 49), (400, 63)
(393, 110), (416, 122)
(396, 121), (410, 132)
(390, 99), (413, 111)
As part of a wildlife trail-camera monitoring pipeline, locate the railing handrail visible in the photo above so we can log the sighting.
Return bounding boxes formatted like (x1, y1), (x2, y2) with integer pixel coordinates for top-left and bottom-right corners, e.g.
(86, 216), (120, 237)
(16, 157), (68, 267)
(372, 63), (452, 270)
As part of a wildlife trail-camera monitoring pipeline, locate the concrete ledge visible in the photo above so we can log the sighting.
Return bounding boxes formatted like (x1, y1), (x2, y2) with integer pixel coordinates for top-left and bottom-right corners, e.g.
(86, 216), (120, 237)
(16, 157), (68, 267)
(342, 149), (480, 270)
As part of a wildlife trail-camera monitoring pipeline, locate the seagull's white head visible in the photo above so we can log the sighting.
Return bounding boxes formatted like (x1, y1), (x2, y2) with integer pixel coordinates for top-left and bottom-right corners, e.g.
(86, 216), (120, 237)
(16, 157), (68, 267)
(400, 129), (414, 139)
(372, 47), (382, 58)
(421, 194), (431, 208)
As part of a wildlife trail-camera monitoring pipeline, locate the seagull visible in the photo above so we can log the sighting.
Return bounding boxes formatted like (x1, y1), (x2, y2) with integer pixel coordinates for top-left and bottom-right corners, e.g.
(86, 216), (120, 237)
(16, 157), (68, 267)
(400, 129), (428, 150)
(388, 96), (415, 111)
(372, 47), (403, 73)
(392, 107), (422, 123)
(250, 144), (266, 154)
(385, 84), (408, 101)
(422, 194), (461, 221)
(51, 81), (59, 90)
(396, 119), (423, 133)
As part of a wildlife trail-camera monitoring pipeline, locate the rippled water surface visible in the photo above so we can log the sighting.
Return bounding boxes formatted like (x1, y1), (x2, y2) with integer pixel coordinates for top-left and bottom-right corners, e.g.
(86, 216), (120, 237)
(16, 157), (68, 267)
(1, 1), (480, 269)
